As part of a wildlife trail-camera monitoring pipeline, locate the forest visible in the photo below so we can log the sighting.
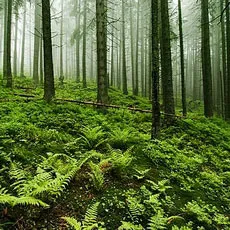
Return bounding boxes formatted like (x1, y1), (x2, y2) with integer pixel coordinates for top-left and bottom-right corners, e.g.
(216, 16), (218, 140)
(0, 0), (230, 229)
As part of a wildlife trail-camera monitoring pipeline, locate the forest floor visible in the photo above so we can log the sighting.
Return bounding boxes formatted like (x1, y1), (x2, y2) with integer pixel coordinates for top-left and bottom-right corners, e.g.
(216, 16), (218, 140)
(0, 79), (230, 230)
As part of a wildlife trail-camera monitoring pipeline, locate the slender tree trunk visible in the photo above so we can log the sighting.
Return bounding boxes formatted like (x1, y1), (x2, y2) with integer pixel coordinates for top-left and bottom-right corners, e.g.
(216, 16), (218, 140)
(20, 2), (26, 78)
(201, 0), (213, 117)
(130, 1), (135, 95)
(33, 0), (41, 86)
(141, 9), (145, 97)
(221, 0), (226, 117)
(225, 0), (230, 120)
(160, 0), (175, 123)
(13, 14), (18, 77)
(76, 0), (80, 83)
(42, 0), (55, 102)
(134, 0), (140, 96)
(3, 0), (8, 80)
(178, 0), (187, 116)
(0, 15), (3, 72)
(151, 0), (160, 138)
(59, 0), (64, 85)
(110, 23), (114, 86)
(145, 37), (148, 97)
(82, 0), (87, 88)
(122, 0), (128, 95)
(6, 0), (12, 88)
(90, 36), (94, 80)
(96, 0), (108, 103)
(40, 34), (43, 85)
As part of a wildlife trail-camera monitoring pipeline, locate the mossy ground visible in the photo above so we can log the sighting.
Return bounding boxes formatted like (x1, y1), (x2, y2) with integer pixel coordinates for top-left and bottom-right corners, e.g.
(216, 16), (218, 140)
(0, 79), (229, 229)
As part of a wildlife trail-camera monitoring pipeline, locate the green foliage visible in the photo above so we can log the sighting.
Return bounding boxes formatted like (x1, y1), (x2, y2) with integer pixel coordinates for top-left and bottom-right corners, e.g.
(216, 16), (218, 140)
(88, 162), (104, 191)
(118, 221), (144, 230)
(80, 126), (106, 150)
(107, 145), (133, 176)
(62, 217), (81, 230)
(147, 211), (167, 230)
(62, 202), (105, 230)
(108, 128), (139, 149)
(0, 187), (49, 207)
(0, 82), (230, 229)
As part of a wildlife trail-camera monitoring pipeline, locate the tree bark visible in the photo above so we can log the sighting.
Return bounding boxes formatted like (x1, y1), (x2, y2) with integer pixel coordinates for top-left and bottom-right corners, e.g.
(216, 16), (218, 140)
(151, 0), (160, 138)
(13, 14), (18, 77)
(20, 2), (26, 78)
(96, 0), (108, 103)
(201, 0), (213, 117)
(82, 0), (87, 88)
(178, 0), (187, 116)
(6, 0), (12, 88)
(122, 0), (128, 95)
(225, 0), (230, 120)
(42, 0), (55, 102)
(160, 0), (175, 124)
(33, 0), (41, 86)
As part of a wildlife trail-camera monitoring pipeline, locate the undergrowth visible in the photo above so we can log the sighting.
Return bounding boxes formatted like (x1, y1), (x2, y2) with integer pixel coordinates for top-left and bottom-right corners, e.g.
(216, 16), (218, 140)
(0, 81), (229, 229)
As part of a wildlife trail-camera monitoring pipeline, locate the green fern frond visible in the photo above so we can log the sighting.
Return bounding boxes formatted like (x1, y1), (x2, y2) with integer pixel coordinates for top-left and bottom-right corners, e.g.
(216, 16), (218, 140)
(118, 221), (144, 230)
(13, 196), (49, 207)
(88, 162), (104, 191)
(0, 193), (49, 207)
(127, 196), (145, 221)
(62, 217), (82, 230)
(171, 226), (193, 230)
(83, 202), (100, 227)
(147, 210), (167, 230)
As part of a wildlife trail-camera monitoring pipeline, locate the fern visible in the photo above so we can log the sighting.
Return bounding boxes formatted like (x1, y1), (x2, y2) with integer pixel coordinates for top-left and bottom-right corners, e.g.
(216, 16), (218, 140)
(171, 226), (193, 230)
(0, 188), (49, 207)
(83, 202), (100, 227)
(126, 196), (145, 222)
(108, 145), (133, 176)
(108, 128), (138, 149)
(118, 221), (144, 230)
(147, 179), (172, 194)
(62, 217), (81, 230)
(147, 211), (167, 230)
(9, 154), (82, 200)
(80, 126), (106, 149)
(88, 162), (104, 191)
(62, 202), (104, 230)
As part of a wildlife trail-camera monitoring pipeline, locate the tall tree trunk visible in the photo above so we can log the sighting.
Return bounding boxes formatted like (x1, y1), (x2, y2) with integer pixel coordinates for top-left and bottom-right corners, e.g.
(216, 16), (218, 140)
(90, 36), (94, 80)
(13, 14), (18, 77)
(33, 0), (41, 85)
(130, 1), (135, 94)
(122, 0), (128, 95)
(110, 23), (114, 86)
(221, 0), (226, 117)
(225, 0), (230, 120)
(141, 9), (145, 97)
(20, 2), (26, 78)
(151, 0), (160, 138)
(40, 37), (43, 85)
(160, 0), (175, 123)
(134, 0), (140, 96)
(96, 0), (108, 103)
(75, 0), (80, 83)
(82, 0), (87, 88)
(59, 0), (64, 85)
(201, 0), (213, 117)
(0, 14), (3, 71)
(6, 0), (12, 88)
(178, 0), (187, 116)
(42, 0), (55, 102)
(3, 0), (8, 80)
